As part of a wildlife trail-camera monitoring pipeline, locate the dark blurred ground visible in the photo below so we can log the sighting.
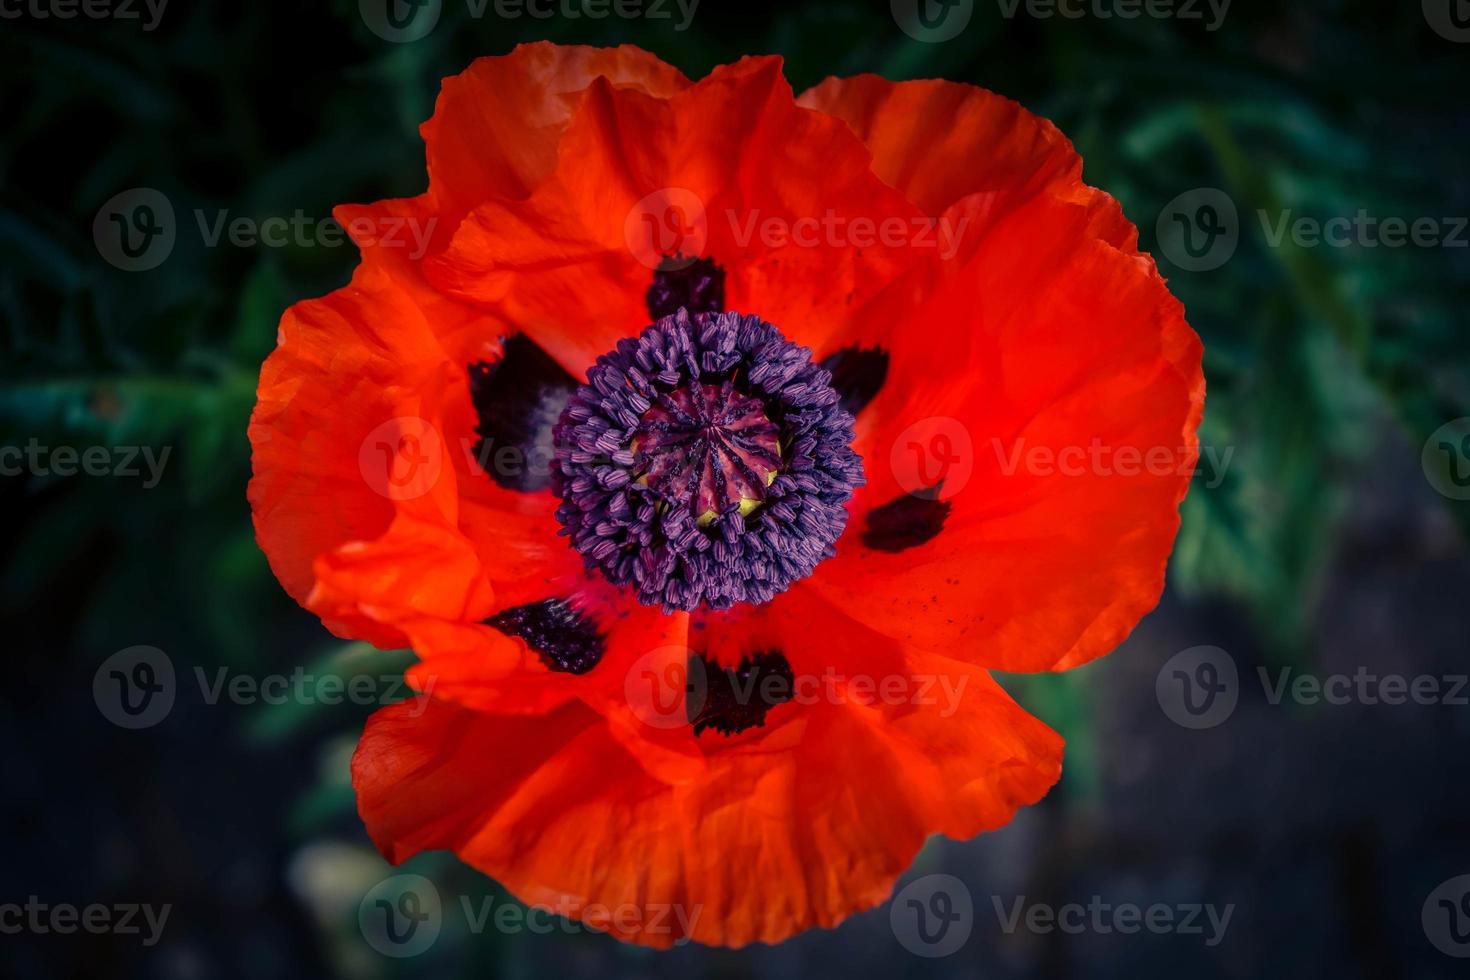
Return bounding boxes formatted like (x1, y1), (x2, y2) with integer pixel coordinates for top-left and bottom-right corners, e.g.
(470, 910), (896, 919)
(2, 1), (1468, 977)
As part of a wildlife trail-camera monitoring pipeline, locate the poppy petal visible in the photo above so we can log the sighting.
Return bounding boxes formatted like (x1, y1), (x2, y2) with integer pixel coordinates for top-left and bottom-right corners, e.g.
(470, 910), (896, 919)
(329, 42), (689, 364)
(305, 514), (495, 640)
(425, 56), (927, 377)
(424, 41), (689, 214)
(250, 46), (1211, 953)
(248, 244), (578, 645)
(798, 73), (1136, 251)
(806, 192), (1204, 673)
(247, 255), (480, 641)
(353, 658), (1060, 948)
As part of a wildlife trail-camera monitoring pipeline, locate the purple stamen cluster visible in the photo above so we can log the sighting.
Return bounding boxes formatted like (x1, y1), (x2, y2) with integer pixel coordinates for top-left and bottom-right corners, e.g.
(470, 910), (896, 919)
(552, 309), (864, 611)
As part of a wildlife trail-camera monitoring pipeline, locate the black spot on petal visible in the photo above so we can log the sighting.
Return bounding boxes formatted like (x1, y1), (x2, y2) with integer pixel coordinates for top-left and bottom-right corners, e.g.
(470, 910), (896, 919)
(487, 598), (604, 675)
(820, 346), (889, 416)
(646, 255), (725, 321)
(689, 650), (794, 737)
(468, 334), (579, 492)
(862, 488), (951, 552)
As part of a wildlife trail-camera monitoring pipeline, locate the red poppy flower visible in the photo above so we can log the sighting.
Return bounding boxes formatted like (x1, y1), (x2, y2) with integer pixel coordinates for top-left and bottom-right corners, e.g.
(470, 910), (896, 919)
(249, 43), (1203, 948)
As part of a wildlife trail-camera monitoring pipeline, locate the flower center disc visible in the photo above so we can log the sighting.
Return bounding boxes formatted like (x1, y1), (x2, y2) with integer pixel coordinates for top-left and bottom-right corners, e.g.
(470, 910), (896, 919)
(551, 309), (864, 612)
(635, 381), (781, 526)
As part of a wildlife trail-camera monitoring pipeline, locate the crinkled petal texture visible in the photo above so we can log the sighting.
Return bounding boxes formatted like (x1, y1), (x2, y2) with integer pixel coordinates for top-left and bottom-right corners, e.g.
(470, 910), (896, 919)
(353, 588), (1063, 948)
(248, 44), (1202, 949)
(805, 193), (1203, 672)
(422, 55), (929, 375)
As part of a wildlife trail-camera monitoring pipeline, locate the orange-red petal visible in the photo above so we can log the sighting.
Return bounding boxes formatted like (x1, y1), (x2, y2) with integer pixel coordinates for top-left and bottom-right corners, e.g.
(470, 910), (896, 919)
(246, 254), (479, 644)
(353, 656), (1060, 948)
(425, 41), (689, 214)
(808, 190), (1204, 672)
(425, 56), (927, 377)
(798, 74), (1136, 252)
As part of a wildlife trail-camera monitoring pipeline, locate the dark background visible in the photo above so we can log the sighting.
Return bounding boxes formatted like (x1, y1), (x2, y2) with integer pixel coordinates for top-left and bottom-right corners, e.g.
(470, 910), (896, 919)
(2, 0), (1469, 977)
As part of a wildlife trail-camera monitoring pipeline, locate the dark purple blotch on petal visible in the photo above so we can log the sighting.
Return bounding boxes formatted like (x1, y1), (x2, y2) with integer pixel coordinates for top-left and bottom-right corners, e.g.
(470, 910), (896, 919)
(862, 487), (951, 553)
(468, 334), (579, 493)
(486, 598), (605, 675)
(819, 345), (889, 416)
(688, 650), (794, 736)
